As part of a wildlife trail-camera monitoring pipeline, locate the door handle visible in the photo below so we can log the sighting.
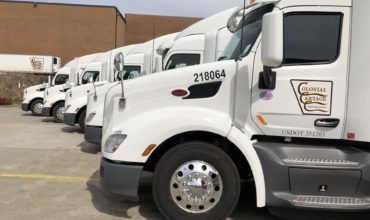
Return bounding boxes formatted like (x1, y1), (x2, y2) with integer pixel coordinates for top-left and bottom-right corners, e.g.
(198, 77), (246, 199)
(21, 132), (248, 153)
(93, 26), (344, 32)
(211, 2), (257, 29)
(314, 118), (340, 128)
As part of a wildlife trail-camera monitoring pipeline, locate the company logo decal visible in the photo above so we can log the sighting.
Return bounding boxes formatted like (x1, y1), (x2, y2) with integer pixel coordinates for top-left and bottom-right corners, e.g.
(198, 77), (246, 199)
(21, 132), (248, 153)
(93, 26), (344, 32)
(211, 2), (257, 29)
(291, 80), (333, 116)
(30, 58), (44, 71)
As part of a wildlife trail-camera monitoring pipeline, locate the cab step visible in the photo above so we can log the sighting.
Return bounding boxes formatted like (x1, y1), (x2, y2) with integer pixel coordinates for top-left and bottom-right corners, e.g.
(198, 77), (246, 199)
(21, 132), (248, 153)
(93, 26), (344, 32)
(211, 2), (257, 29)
(293, 196), (370, 209)
(283, 157), (359, 168)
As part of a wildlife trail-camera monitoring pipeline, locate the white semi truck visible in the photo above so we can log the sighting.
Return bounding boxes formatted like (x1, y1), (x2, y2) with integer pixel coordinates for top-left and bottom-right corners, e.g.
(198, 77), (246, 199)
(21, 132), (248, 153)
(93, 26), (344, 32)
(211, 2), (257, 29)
(100, 0), (370, 219)
(41, 53), (102, 122)
(21, 63), (71, 116)
(84, 7), (238, 145)
(0, 54), (61, 74)
(63, 33), (178, 131)
(62, 44), (139, 130)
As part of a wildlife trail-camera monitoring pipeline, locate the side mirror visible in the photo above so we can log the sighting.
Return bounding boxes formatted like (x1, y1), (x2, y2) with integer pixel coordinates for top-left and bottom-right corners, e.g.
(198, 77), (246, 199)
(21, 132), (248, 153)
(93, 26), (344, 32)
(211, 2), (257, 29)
(261, 10), (283, 68)
(89, 76), (94, 83)
(114, 52), (124, 72)
(48, 76), (51, 85)
(260, 10), (283, 90)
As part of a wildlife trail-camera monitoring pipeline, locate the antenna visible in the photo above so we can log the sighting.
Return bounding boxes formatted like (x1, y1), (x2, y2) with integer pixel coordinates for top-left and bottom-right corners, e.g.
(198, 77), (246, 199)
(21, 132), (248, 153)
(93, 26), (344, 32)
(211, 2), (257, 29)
(151, 25), (156, 74)
(238, 0), (247, 60)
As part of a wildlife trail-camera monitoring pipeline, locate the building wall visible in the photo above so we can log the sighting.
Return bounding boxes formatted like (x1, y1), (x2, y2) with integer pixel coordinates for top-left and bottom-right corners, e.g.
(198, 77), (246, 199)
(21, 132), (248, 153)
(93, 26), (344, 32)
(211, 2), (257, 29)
(0, 2), (202, 66)
(0, 2), (125, 65)
(116, 14), (126, 47)
(125, 14), (202, 45)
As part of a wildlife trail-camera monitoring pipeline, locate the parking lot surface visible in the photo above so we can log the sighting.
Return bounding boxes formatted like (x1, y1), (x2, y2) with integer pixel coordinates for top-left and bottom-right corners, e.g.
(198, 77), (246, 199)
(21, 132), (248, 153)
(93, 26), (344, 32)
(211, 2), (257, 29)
(0, 106), (279, 220)
(1, 106), (369, 220)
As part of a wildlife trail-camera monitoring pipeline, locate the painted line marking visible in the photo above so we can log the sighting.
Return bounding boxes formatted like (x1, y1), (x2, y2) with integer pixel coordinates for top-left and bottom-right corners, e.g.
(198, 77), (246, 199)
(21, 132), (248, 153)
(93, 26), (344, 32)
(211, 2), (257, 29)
(0, 173), (90, 182)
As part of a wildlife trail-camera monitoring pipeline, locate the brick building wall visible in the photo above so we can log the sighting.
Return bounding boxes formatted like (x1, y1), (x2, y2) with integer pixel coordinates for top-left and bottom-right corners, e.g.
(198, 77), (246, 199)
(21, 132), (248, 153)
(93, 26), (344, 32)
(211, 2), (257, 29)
(0, 1), (202, 102)
(0, 1), (201, 65)
(125, 14), (201, 45)
(0, 1), (126, 65)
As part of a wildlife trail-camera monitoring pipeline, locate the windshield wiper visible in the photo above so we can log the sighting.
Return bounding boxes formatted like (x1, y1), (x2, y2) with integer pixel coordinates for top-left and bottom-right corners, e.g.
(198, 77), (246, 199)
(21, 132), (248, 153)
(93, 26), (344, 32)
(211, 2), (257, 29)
(218, 56), (227, 61)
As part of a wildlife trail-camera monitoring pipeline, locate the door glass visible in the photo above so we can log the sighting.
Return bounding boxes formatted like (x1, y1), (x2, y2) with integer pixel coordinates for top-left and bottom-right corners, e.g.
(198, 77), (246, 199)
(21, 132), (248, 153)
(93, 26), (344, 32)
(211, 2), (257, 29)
(81, 71), (99, 84)
(53, 74), (69, 85)
(165, 54), (200, 70)
(116, 65), (142, 81)
(284, 13), (342, 64)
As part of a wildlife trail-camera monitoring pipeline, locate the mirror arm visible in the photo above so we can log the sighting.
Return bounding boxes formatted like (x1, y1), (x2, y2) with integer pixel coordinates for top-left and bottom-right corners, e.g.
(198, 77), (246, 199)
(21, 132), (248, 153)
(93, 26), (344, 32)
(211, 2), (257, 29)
(119, 71), (126, 109)
(259, 66), (276, 90)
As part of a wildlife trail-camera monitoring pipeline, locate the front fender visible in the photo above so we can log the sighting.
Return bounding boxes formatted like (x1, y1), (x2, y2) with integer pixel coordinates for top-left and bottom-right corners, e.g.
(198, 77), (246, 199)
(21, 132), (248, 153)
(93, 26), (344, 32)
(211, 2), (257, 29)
(227, 126), (266, 208)
(23, 91), (43, 104)
(103, 107), (232, 163)
(65, 94), (87, 114)
(44, 92), (65, 108)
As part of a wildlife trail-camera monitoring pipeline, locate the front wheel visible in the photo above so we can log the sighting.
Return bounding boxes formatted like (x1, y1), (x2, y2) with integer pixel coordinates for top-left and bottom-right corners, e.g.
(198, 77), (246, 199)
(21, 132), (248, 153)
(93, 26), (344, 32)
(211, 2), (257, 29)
(153, 142), (240, 220)
(53, 102), (65, 123)
(30, 99), (43, 116)
(78, 109), (86, 132)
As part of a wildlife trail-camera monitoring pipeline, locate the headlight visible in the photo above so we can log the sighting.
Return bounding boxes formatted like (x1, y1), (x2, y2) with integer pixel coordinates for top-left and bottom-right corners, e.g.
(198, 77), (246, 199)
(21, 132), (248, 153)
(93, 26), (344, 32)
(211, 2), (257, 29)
(85, 112), (96, 123)
(104, 133), (127, 153)
(65, 105), (71, 113)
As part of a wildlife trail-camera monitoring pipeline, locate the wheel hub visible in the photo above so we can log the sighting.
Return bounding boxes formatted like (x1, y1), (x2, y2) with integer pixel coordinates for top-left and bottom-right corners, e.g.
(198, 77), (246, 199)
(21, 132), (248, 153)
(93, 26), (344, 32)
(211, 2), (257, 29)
(170, 161), (223, 213)
(34, 103), (43, 114)
(56, 107), (65, 121)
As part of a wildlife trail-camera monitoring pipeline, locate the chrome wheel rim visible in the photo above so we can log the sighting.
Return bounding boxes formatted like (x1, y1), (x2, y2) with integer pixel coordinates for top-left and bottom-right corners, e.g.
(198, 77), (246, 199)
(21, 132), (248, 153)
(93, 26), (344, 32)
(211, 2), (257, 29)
(34, 103), (43, 114)
(56, 107), (65, 121)
(170, 160), (223, 213)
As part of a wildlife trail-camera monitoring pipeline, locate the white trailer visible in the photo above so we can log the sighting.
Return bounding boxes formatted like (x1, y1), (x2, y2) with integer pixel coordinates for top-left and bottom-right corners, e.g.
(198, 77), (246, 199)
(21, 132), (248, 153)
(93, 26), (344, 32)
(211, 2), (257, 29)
(63, 34), (178, 131)
(100, 0), (370, 219)
(0, 54), (61, 74)
(41, 53), (102, 122)
(84, 7), (238, 145)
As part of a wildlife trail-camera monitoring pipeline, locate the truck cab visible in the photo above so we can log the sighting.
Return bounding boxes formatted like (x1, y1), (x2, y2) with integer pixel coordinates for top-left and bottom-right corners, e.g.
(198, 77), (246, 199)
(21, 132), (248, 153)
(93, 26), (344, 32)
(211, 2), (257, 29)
(21, 70), (69, 116)
(84, 7), (238, 145)
(100, 0), (370, 219)
(64, 33), (178, 132)
(82, 33), (178, 141)
(41, 53), (102, 122)
(63, 45), (139, 130)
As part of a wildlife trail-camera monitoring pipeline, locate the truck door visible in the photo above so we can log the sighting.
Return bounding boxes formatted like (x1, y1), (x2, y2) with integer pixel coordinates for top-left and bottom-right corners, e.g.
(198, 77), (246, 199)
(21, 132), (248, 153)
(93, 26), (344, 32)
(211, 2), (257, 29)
(251, 6), (350, 139)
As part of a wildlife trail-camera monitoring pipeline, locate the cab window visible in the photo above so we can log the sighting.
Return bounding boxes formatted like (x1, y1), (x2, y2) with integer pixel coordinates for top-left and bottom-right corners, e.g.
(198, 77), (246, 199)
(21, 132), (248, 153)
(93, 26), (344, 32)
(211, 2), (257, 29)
(81, 71), (99, 84)
(54, 74), (69, 85)
(165, 54), (200, 70)
(283, 13), (342, 64)
(116, 66), (142, 81)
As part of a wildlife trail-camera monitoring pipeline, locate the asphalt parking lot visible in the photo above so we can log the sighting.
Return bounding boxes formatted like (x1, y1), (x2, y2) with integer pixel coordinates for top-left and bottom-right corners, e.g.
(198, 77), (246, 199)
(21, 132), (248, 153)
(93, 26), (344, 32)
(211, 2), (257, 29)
(1, 105), (370, 220)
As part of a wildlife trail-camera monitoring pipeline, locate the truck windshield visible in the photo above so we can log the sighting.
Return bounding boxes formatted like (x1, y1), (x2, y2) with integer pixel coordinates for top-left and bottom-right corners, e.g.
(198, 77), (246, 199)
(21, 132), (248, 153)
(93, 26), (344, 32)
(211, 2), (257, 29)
(81, 71), (100, 84)
(53, 74), (69, 86)
(116, 65), (142, 81)
(221, 4), (274, 60)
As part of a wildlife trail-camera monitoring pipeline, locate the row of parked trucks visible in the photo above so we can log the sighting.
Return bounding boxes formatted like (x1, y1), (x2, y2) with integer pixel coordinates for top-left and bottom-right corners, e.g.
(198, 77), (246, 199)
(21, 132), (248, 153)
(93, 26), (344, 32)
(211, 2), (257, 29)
(21, 0), (370, 219)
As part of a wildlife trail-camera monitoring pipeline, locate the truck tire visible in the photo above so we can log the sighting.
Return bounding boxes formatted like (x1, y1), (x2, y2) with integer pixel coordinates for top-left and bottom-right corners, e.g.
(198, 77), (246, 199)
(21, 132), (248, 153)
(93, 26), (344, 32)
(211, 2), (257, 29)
(153, 142), (240, 220)
(78, 109), (86, 133)
(30, 99), (43, 116)
(53, 102), (65, 123)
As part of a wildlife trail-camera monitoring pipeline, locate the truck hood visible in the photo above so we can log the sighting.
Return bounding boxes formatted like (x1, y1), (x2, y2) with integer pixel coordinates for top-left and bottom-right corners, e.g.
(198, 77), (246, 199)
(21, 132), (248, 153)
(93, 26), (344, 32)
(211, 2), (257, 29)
(86, 82), (120, 126)
(102, 60), (238, 143)
(25, 84), (46, 93)
(44, 84), (64, 101)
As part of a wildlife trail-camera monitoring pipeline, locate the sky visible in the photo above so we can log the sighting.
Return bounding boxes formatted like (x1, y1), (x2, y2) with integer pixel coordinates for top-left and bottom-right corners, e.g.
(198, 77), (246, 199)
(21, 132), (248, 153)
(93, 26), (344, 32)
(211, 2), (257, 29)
(12, 0), (243, 18)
